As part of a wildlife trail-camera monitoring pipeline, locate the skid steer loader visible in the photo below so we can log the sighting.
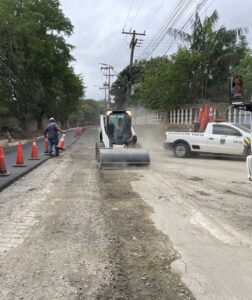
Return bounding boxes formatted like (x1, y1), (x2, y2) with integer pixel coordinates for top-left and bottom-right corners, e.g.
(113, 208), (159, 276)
(95, 110), (150, 168)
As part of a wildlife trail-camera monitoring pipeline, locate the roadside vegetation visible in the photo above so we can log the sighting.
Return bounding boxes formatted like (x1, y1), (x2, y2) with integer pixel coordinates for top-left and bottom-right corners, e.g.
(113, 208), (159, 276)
(0, 0), (85, 132)
(69, 99), (107, 127)
(1, 3), (251, 138)
(111, 10), (251, 110)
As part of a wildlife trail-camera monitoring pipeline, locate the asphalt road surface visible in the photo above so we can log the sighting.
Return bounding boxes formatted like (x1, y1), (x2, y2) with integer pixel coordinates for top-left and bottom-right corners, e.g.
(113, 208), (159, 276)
(0, 128), (79, 191)
(0, 126), (251, 300)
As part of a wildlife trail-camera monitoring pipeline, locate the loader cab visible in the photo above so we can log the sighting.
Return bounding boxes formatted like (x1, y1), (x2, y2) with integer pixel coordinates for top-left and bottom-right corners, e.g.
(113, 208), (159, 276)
(106, 111), (132, 145)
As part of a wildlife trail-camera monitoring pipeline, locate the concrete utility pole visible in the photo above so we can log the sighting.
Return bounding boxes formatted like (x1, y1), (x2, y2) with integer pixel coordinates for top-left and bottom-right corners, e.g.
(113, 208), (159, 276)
(100, 64), (115, 109)
(122, 30), (145, 100)
(99, 85), (108, 107)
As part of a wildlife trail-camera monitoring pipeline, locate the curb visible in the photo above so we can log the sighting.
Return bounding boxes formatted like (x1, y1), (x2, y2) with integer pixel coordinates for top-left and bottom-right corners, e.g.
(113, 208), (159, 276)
(0, 129), (89, 192)
(0, 155), (51, 192)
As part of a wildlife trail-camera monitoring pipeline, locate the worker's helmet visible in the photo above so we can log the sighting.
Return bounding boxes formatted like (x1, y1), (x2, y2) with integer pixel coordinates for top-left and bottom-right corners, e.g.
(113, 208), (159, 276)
(49, 117), (55, 122)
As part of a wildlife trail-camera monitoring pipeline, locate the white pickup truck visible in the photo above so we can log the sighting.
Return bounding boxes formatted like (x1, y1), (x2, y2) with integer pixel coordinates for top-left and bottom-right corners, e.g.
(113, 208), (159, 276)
(163, 122), (251, 158)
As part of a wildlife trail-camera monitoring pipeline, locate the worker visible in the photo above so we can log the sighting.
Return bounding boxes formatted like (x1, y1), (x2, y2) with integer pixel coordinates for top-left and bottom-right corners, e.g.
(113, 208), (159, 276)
(44, 117), (64, 156)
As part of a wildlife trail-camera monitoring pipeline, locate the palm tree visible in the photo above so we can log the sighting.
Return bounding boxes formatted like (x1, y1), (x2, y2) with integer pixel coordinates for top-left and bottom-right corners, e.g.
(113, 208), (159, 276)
(168, 10), (248, 101)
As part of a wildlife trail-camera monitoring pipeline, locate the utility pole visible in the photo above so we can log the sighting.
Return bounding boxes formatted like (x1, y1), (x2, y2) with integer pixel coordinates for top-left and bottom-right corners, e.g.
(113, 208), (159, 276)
(122, 30), (145, 101)
(99, 85), (108, 107)
(100, 64), (116, 109)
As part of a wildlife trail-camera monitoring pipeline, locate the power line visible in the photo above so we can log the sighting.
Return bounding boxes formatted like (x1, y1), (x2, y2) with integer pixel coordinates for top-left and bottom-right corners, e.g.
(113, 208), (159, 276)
(107, 32), (127, 66)
(107, 0), (212, 81)
(158, 0), (200, 55)
(148, 0), (196, 57)
(100, 64), (116, 108)
(142, 0), (187, 55)
(122, 30), (145, 101)
(163, 2), (222, 60)
(162, 0), (210, 56)
(140, 0), (210, 59)
(109, 0), (186, 74)
(107, 0), (141, 69)
(144, 0), (167, 32)
(130, 0), (144, 29)
(123, 0), (135, 30)
(140, 0), (191, 59)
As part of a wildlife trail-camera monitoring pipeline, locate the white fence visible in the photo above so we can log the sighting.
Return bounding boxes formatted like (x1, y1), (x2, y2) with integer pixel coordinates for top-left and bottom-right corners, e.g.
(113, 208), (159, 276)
(131, 107), (162, 125)
(131, 105), (251, 126)
(132, 113), (162, 125)
(168, 107), (251, 125)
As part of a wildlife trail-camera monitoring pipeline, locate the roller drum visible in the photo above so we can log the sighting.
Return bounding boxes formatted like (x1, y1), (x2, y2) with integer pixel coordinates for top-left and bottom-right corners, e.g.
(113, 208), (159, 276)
(99, 148), (150, 168)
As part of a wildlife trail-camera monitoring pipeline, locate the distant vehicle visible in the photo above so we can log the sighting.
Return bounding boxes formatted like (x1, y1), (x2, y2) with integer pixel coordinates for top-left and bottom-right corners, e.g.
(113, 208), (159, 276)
(96, 110), (150, 168)
(163, 122), (251, 158)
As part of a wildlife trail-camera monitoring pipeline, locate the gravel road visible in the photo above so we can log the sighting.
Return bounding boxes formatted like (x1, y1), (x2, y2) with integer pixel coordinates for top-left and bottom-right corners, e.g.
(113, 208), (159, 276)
(0, 126), (251, 300)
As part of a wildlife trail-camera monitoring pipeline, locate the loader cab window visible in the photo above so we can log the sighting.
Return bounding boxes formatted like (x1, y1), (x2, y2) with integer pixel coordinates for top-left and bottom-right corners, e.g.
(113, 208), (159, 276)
(107, 112), (132, 144)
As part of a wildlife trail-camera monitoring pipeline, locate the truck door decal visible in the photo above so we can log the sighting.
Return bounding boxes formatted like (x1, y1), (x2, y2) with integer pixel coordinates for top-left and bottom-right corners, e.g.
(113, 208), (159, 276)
(244, 137), (250, 146)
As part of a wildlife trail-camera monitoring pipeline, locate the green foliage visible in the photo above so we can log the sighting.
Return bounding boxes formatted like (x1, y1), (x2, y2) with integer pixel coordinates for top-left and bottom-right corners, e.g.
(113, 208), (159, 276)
(0, 0), (84, 129)
(134, 50), (203, 110)
(166, 10), (248, 103)
(110, 64), (142, 109)
(135, 57), (173, 109)
(69, 99), (106, 126)
(112, 10), (249, 110)
(110, 67), (128, 109)
(233, 51), (252, 100)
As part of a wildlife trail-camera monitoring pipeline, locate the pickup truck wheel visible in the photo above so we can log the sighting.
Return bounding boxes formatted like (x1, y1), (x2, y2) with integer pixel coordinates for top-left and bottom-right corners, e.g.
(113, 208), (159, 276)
(174, 142), (189, 158)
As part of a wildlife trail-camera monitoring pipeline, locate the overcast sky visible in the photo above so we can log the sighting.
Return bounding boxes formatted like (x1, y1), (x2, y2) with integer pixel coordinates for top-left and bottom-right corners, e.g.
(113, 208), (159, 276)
(60, 0), (252, 100)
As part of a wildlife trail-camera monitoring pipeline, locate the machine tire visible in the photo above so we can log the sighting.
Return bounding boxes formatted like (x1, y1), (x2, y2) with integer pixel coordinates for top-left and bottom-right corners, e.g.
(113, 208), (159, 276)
(95, 141), (105, 161)
(173, 142), (190, 158)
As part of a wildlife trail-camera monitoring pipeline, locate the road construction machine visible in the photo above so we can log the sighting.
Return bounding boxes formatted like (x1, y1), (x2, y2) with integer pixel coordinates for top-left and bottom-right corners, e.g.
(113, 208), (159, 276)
(95, 110), (150, 168)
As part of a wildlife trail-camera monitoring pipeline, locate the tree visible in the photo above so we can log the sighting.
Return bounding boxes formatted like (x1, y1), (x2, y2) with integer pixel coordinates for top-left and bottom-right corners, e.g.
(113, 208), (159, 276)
(232, 51), (252, 100)
(168, 10), (248, 102)
(134, 57), (173, 110)
(110, 68), (128, 109)
(0, 0), (84, 129)
(134, 51), (202, 110)
(69, 99), (106, 127)
(110, 63), (143, 109)
(105, 11), (249, 112)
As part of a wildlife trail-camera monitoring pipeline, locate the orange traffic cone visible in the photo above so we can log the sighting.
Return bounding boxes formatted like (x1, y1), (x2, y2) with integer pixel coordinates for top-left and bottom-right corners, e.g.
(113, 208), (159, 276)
(0, 145), (10, 176)
(44, 137), (49, 153)
(56, 134), (65, 151)
(29, 138), (40, 160)
(13, 142), (27, 167)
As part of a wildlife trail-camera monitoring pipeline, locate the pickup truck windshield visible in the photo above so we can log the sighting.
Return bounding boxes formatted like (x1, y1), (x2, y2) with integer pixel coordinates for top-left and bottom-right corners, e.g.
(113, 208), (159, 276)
(233, 124), (251, 133)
